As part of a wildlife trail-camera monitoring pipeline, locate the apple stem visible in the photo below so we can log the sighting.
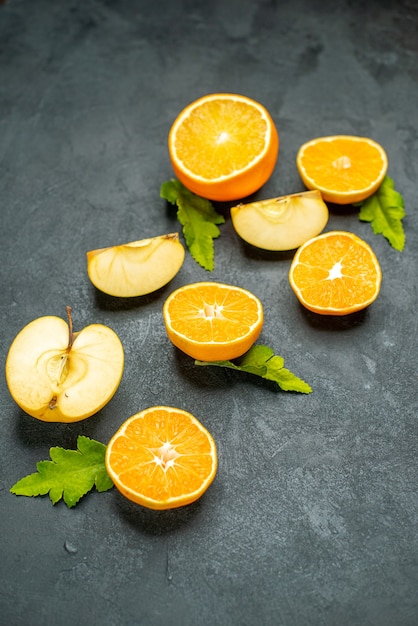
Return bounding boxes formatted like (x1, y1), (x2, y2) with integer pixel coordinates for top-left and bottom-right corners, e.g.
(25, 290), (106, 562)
(66, 306), (74, 350)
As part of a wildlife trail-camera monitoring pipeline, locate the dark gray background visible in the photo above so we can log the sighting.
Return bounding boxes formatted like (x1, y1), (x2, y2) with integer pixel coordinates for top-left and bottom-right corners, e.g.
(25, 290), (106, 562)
(1, 1), (417, 624)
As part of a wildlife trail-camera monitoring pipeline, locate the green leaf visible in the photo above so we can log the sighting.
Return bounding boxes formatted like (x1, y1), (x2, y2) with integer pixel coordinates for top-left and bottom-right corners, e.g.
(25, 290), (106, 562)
(195, 344), (312, 393)
(356, 176), (406, 251)
(160, 179), (225, 271)
(10, 436), (113, 508)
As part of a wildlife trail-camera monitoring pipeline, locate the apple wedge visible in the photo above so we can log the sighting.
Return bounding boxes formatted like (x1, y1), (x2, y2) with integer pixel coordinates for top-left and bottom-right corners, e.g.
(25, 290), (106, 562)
(86, 233), (185, 297)
(230, 190), (329, 251)
(5, 307), (124, 423)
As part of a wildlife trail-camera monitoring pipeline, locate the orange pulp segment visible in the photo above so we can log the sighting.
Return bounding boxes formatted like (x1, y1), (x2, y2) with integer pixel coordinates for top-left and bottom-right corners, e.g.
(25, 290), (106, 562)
(163, 281), (264, 361)
(288, 231), (382, 315)
(296, 135), (388, 204)
(168, 93), (279, 202)
(105, 406), (218, 510)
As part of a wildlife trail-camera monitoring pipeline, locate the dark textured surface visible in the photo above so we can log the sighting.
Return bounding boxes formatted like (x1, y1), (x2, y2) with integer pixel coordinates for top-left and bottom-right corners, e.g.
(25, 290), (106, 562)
(1, 1), (417, 624)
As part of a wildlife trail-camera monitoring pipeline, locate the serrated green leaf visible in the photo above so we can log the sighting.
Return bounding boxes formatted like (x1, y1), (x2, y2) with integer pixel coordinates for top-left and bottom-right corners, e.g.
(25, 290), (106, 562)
(195, 344), (312, 393)
(264, 363), (313, 393)
(356, 176), (406, 251)
(239, 344), (276, 368)
(160, 179), (225, 271)
(10, 436), (113, 508)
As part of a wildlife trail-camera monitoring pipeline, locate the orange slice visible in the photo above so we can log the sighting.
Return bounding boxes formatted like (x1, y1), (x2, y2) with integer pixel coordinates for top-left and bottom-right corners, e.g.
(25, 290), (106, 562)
(168, 93), (279, 202)
(288, 231), (382, 315)
(163, 281), (264, 361)
(296, 135), (388, 204)
(105, 406), (218, 510)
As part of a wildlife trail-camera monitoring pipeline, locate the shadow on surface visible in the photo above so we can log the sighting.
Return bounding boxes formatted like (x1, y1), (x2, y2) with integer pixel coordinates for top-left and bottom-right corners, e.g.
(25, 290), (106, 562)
(299, 304), (369, 331)
(91, 281), (173, 312)
(110, 489), (204, 535)
(171, 343), (285, 393)
(170, 348), (236, 390)
(327, 202), (361, 217)
(234, 238), (296, 263)
(14, 407), (105, 449)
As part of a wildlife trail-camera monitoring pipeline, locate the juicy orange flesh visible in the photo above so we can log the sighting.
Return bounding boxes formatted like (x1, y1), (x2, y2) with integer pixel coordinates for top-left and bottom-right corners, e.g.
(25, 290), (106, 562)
(166, 285), (261, 343)
(300, 139), (385, 191)
(108, 409), (215, 502)
(174, 99), (268, 179)
(292, 234), (380, 309)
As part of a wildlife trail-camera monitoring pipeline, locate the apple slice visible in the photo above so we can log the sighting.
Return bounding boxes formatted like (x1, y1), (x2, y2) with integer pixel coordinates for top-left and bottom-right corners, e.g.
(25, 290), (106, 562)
(5, 307), (124, 423)
(230, 190), (329, 251)
(86, 233), (185, 297)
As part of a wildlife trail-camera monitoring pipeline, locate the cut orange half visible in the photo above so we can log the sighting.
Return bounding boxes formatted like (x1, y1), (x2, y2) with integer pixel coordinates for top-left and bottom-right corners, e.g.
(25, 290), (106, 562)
(288, 231), (382, 315)
(163, 281), (264, 361)
(168, 93), (279, 202)
(105, 406), (218, 510)
(296, 135), (388, 204)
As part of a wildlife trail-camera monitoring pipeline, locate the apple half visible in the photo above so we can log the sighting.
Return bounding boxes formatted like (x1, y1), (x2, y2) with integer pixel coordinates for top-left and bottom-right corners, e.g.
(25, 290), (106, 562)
(86, 233), (185, 297)
(230, 190), (329, 251)
(5, 308), (124, 423)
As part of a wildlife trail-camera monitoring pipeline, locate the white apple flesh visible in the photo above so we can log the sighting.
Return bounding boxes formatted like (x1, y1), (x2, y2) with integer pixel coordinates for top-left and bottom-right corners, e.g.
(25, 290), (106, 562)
(6, 311), (124, 423)
(230, 190), (329, 251)
(86, 233), (185, 297)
